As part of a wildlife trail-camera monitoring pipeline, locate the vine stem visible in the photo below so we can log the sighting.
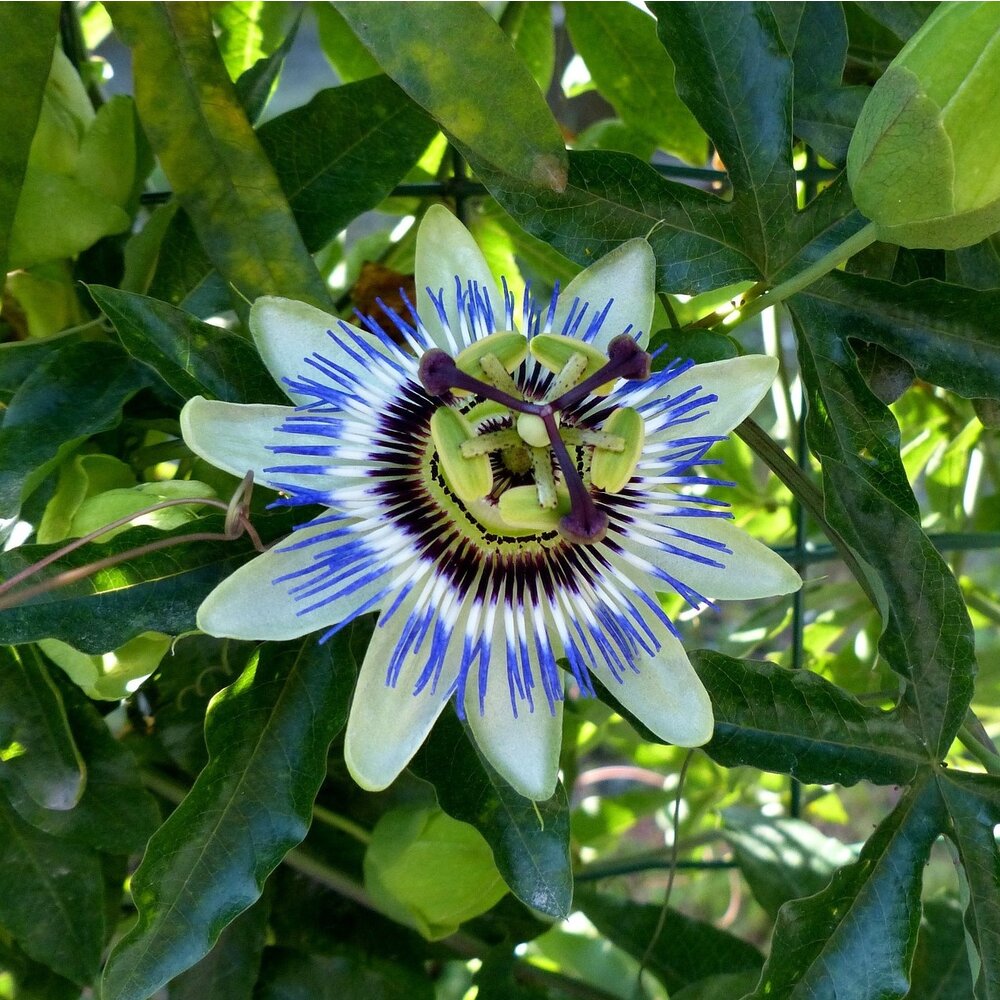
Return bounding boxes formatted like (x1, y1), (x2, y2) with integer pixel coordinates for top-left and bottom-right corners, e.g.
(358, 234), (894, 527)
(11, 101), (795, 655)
(140, 769), (622, 1000)
(734, 418), (880, 609)
(712, 222), (879, 333)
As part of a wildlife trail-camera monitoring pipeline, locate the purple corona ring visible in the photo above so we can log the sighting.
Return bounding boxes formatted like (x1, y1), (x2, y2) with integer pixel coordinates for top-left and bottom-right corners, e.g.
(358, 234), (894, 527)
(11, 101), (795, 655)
(180, 206), (800, 800)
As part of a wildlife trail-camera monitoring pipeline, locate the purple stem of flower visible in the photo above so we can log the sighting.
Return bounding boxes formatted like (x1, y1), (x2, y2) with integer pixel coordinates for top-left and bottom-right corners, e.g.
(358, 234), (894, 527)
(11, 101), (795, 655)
(550, 335), (652, 412)
(419, 339), (649, 545)
(540, 409), (609, 544)
(419, 349), (542, 415)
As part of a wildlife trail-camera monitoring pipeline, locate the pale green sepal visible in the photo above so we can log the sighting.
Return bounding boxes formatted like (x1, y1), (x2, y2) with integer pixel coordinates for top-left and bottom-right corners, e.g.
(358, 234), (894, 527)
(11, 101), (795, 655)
(250, 296), (384, 404)
(652, 355), (778, 439)
(498, 484), (570, 531)
(591, 407), (644, 493)
(548, 238), (656, 351)
(621, 517), (801, 601)
(431, 406), (493, 502)
(198, 516), (386, 640)
(455, 331), (527, 376)
(180, 396), (320, 491)
(594, 630), (714, 747)
(464, 631), (562, 801)
(345, 593), (459, 791)
(415, 205), (503, 351)
(530, 334), (611, 392)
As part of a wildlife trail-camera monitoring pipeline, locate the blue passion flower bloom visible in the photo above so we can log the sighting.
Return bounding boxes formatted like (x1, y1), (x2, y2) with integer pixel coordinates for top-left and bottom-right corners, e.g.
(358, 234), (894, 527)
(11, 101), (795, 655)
(180, 207), (800, 800)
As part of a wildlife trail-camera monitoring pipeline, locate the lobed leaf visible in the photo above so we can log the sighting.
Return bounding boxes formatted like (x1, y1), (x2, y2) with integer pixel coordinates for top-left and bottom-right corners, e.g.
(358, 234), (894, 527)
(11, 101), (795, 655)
(791, 295), (977, 759)
(693, 650), (929, 785)
(804, 271), (1000, 401)
(746, 776), (945, 1000)
(102, 635), (357, 1000)
(652, 2), (795, 272)
(938, 771), (1000, 1000)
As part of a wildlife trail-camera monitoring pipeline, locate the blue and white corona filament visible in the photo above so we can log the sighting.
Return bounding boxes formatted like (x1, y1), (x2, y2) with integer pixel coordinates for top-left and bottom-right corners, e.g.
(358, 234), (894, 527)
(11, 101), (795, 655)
(180, 206), (800, 800)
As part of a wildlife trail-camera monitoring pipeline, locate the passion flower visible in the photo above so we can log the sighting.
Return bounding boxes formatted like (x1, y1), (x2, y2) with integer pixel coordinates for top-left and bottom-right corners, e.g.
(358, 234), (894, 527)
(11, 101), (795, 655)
(180, 207), (800, 800)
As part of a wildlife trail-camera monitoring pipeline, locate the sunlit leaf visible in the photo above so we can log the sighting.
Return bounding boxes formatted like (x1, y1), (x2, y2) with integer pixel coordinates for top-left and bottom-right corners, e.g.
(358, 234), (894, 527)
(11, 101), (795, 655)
(336, 1), (568, 191)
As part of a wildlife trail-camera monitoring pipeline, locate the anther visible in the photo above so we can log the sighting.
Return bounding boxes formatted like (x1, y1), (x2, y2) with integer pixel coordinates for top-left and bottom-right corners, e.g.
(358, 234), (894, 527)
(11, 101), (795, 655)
(551, 335), (652, 412)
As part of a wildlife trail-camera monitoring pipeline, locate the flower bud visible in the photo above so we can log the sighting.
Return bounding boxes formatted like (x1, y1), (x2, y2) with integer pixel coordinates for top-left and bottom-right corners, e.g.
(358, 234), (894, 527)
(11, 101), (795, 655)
(847, 3), (1000, 249)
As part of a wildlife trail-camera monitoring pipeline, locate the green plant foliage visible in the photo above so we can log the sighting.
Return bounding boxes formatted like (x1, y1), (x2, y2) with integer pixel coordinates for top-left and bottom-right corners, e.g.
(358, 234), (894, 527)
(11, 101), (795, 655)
(1, 5), (1000, 999)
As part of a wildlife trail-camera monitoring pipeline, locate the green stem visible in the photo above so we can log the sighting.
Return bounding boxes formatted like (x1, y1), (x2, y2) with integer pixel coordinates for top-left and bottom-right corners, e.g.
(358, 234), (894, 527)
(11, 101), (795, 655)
(958, 724), (1000, 775)
(312, 803), (371, 845)
(140, 768), (621, 1000)
(716, 222), (879, 333)
(735, 418), (880, 608)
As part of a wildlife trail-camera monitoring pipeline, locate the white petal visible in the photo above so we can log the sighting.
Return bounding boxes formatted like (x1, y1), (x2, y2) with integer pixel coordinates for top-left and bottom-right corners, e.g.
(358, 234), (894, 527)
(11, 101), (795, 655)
(463, 612), (562, 801)
(592, 628), (714, 747)
(249, 297), (391, 404)
(197, 515), (387, 640)
(550, 239), (655, 351)
(181, 396), (325, 492)
(620, 516), (801, 601)
(415, 205), (502, 350)
(345, 590), (460, 792)
(654, 355), (778, 437)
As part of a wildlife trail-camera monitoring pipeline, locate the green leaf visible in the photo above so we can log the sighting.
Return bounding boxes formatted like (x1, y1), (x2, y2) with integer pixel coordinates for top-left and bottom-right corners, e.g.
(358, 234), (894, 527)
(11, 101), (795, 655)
(652, 2), (795, 272)
(169, 893), (272, 1000)
(502, 1), (555, 94)
(564, 3), (705, 164)
(411, 710), (573, 919)
(722, 808), (856, 919)
(693, 651), (929, 785)
(0, 2), (60, 277)
(0, 509), (298, 653)
(0, 938), (80, 1000)
(88, 284), (286, 405)
(0, 331), (85, 408)
(312, 2), (381, 83)
(854, 2), (937, 42)
(746, 776), (945, 1000)
(478, 149), (756, 294)
(3, 664), (159, 852)
(908, 899), (976, 1000)
(110, 2), (331, 310)
(0, 646), (84, 812)
(234, 13), (300, 125)
(0, 339), (149, 518)
(768, 2), (868, 165)
(0, 794), (104, 984)
(938, 771), (1000, 1000)
(149, 76), (435, 310)
(102, 635), (357, 1000)
(790, 295), (977, 759)
(213, 1), (292, 79)
(577, 889), (763, 994)
(335, 1), (568, 191)
(804, 271), (1000, 401)
(257, 76), (437, 251)
(255, 945), (435, 1000)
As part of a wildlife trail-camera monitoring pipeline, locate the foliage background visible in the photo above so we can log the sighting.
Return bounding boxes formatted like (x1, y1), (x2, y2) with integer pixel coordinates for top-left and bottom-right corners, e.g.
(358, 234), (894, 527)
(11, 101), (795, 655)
(0, 2), (998, 999)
